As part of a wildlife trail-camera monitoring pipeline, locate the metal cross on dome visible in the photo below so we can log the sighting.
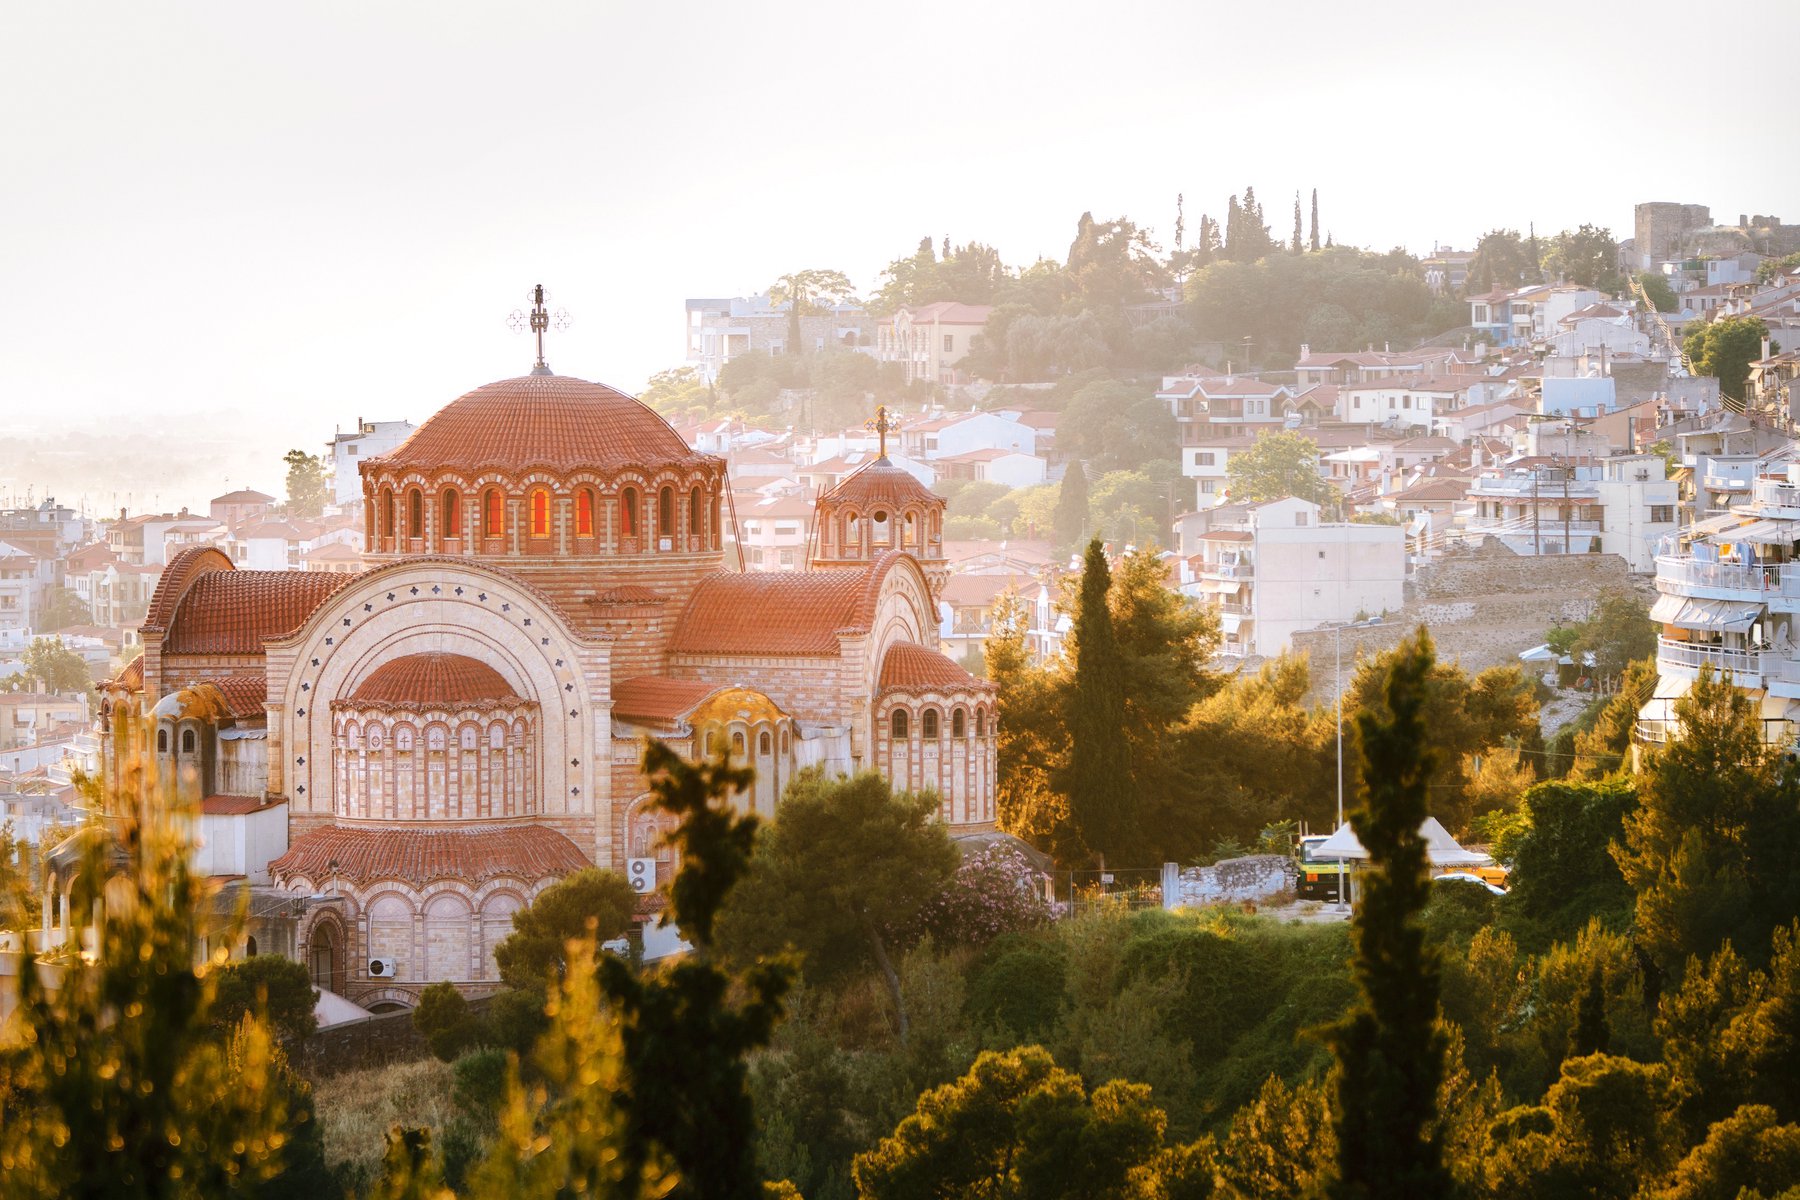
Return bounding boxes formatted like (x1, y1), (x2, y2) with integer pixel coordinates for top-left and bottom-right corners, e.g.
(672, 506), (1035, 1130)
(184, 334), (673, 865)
(507, 284), (572, 375)
(866, 405), (899, 458)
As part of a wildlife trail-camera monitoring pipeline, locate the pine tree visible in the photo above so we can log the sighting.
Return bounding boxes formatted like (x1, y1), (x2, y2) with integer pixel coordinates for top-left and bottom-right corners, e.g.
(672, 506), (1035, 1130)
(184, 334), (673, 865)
(1224, 195), (1243, 262)
(1324, 628), (1452, 1200)
(1291, 191), (1303, 253)
(1052, 461), (1089, 553)
(1061, 540), (1133, 866)
(1310, 189), (1321, 252)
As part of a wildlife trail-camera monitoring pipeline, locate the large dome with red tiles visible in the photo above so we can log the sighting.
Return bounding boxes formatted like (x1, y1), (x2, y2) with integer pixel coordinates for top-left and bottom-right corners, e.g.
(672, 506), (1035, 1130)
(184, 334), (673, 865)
(376, 374), (707, 474)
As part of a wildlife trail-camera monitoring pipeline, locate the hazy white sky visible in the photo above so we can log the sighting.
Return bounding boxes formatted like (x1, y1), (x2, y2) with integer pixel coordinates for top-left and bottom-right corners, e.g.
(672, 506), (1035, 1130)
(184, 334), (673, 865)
(2, 0), (1796, 503)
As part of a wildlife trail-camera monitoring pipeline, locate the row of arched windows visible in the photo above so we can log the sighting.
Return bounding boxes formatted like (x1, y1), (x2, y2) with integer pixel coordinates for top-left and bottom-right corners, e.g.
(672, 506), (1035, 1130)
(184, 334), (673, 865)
(368, 480), (720, 554)
(890, 706), (988, 740)
(829, 506), (941, 559)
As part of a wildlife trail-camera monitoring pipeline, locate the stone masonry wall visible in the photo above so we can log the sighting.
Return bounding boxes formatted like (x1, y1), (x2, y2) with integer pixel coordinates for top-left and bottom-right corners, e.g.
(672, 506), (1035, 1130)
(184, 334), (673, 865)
(1289, 544), (1641, 701)
(1163, 855), (1294, 909)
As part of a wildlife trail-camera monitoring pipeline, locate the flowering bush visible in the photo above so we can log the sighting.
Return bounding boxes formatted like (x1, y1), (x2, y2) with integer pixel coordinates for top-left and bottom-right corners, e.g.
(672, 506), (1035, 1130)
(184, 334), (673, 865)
(915, 841), (1056, 947)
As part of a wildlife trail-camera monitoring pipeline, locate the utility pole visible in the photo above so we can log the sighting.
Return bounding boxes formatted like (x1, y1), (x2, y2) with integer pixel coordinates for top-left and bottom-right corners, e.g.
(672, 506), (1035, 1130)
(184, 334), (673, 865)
(1533, 468), (1541, 556)
(1561, 457), (1571, 554)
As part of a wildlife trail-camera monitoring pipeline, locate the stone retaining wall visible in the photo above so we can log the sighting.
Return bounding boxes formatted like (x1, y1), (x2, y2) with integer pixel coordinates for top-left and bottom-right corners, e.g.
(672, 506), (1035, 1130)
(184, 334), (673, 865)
(1162, 854), (1294, 909)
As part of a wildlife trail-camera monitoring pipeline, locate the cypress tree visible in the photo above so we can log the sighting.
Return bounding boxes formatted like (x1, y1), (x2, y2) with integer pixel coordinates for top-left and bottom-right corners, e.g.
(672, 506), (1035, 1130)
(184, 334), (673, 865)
(1224, 195), (1242, 261)
(1063, 540), (1132, 866)
(1573, 962), (1611, 1057)
(1310, 188), (1321, 252)
(1291, 191), (1303, 253)
(1325, 628), (1452, 1200)
(1053, 461), (1089, 553)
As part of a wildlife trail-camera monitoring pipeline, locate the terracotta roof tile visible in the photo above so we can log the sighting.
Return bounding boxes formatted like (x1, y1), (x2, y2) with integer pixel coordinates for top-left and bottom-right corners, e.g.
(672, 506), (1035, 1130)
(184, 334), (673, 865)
(142, 546), (235, 633)
(611, 676), (723, 726)
(268, 823), (590, 888)
(106, 654), (144, 692)
(373, 374), (719, 475)
(671, 567), (872, 655)
(879, 641), (994, 694)
(162, 568), (357, 654)
(588, 585), (668, 605)
(201, 794), (275, 815)
(209, 674), (268, 718)
(819, 458), (941, 512)
(348, 653), (519, 708)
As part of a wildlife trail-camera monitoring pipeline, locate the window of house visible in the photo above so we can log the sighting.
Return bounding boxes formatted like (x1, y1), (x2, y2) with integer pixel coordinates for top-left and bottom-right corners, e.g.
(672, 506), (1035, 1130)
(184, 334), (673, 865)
(180, 728), (196, 754)
(1295, 512), (1309, 526)
(952, 708), (966, 738)
(922, 709), (940, 739)
(380, 489), (395, 538)
(1403, 396), (1412, 409)
(758, 731), (771, 755)
(441, 489), (461, 538)
(529, 489), (550, 537)
(891, 709), (909, 739)
(1198, 452), (1216, 466)
(575, 489), (594, 537)
(976, 709), (986, 737)
(157, 728), (168, 753)
(1201, 479), (1217, 494)
(621, 488), (639, 537)
(1651, 505), (1674, 523)
(1353, 396), (1362, 409)
(778, 548), (796, 567)
(658, 488), (674, 539)
(731, 731), (745, 754)
(689, 488), (704, 542)
(943, 334), (954, 353)
(407, 489), (423, 538)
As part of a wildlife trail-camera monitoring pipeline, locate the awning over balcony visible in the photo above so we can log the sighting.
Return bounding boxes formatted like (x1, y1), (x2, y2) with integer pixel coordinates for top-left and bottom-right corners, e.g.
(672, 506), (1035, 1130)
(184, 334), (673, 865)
(1650, 594), (1762, 633)
(1198, 579), (1242, 594)
(1688, 512), (1749, 537)
(1220, 612), (1246, 634)
(1723, 519), (1800, 546)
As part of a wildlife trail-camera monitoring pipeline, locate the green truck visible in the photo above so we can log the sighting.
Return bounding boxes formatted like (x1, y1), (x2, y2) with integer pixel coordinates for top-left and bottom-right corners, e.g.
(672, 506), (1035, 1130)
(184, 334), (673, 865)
(1295, 835), (1350, 902)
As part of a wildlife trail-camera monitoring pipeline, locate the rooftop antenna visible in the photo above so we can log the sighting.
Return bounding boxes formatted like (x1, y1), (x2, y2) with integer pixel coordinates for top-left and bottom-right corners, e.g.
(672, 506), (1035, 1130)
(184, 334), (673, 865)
(507, 284), (571, 375)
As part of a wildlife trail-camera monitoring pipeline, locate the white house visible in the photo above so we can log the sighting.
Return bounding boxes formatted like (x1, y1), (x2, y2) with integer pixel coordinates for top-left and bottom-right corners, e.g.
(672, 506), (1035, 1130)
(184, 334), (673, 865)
(1595, 454), (1680, 572)
(899, 411), (1036, 461)
(1175, 498), (1406, 657)
(325, 420), (416, 506)
(934, 449), (1047, 489)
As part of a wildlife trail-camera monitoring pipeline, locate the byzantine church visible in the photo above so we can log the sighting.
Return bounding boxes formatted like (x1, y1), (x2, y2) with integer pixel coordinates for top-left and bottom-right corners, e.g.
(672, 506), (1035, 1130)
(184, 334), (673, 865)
(101, 315), (995, 1007)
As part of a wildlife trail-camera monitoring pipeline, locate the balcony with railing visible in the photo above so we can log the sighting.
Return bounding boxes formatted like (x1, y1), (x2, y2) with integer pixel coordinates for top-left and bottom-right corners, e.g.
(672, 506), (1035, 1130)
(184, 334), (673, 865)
(1657, 637), (1768, 682)
(1200, 559), (1255, 580)
(1656, 554), (1800, 601)
(1753, 477), (1800, 514)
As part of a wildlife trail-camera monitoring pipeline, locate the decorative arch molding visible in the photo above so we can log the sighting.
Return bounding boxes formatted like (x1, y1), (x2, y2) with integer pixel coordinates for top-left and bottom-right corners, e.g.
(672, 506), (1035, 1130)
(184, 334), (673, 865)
(265, 559), (612, 855)
(859, 553), (935, 695)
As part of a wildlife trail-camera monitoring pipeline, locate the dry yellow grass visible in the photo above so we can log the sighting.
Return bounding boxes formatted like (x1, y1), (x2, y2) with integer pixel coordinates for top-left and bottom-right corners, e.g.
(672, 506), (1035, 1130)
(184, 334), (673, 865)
(310, 1057), (459, 1179)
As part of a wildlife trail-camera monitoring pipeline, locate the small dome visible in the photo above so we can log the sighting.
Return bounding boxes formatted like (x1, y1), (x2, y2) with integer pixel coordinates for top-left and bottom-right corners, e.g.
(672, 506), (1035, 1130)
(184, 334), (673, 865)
(820, 458), (940, 513)
(373, 374), (709, 475)
(350, 653), (519, 707)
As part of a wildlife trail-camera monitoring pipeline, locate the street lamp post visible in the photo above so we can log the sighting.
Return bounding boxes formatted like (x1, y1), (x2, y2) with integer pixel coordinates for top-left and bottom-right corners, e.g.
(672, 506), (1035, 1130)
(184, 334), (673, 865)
(1333, 617), (1381, 911)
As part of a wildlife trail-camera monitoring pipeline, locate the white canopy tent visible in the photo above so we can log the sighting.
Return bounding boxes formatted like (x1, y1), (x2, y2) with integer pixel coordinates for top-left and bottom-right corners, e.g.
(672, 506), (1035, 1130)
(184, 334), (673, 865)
(1313, 817), (1493, 869)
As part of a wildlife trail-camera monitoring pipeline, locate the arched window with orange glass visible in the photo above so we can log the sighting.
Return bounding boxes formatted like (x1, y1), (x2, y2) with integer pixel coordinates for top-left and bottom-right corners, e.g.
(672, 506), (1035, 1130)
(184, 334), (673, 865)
(529, 487), (551, 538)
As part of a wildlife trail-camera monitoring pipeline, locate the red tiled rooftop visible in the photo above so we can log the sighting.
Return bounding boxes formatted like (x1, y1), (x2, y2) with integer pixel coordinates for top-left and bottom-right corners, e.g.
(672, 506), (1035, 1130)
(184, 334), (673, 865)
(611, 676), (723, 727)
(374, 374), (718, 475)
(879, 641), (994, 694)
(106, 654), (144, 692)
(208, 674), (268, 719)
(349, 653), (519, 708)
(820, 458), (940, 512)
(142, 546), (236, 632)
(588, 584), (667, 605)
(162, 568), (356, 655)
(269, 823), (590, 888)
(673, 557), (909, 656)
(201, 794), (276, 816)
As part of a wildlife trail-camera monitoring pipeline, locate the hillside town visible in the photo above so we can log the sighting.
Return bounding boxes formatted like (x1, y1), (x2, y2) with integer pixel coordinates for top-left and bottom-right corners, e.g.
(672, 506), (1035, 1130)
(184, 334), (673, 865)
(9, 70), (1800, 1191)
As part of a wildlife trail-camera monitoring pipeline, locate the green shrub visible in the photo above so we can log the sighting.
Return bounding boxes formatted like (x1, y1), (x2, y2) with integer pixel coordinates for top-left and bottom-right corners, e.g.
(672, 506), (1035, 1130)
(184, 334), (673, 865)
(966, 937), (1067, 1041)
(413, 981), (481, 1062)
(452, 1047), (509, 1118)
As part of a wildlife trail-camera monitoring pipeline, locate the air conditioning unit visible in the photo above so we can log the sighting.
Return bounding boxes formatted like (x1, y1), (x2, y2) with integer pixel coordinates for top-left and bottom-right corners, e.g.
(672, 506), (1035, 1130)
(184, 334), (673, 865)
(626, 857), (657, 895)
(368, 957), (397, 978)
